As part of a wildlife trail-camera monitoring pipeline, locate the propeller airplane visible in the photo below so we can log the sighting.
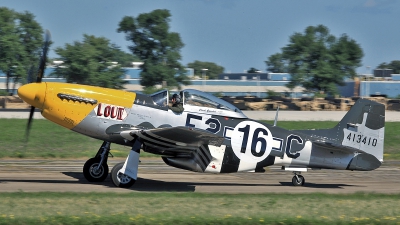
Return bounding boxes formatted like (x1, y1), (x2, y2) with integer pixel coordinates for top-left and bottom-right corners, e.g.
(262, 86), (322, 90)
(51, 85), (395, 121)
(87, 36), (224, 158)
(18, 31), (385, 188)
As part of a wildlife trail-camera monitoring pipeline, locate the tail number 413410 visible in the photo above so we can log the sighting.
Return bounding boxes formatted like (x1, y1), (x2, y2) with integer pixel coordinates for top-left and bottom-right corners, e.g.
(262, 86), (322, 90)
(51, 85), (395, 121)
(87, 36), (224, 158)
(346, 132), (377, 147)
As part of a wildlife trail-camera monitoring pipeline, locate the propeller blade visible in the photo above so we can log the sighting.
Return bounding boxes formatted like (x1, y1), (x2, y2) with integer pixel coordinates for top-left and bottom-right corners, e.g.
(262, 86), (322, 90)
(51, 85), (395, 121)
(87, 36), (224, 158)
(25, 30), (51, 141)
(25, 106), (36, 140)
(36, 30), (51, 83)
(26, 66), (35, 84)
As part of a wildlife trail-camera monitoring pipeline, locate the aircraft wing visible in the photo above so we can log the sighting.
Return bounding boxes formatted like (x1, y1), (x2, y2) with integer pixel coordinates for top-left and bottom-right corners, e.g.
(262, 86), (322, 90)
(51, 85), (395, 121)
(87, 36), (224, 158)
(137, 126), (225, 150)
(106, 124), (225, 153)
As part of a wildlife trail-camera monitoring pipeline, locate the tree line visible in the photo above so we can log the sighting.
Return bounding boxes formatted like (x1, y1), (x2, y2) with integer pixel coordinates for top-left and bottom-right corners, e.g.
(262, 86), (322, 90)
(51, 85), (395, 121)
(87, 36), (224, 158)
(0, 7), (43, 94)
(1, 7), (398, 96)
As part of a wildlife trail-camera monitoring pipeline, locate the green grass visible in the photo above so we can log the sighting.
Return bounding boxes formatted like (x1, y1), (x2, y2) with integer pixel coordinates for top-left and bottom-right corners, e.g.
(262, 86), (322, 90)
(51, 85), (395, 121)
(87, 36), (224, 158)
(0, 119), (153, 158)
(0, 192), (399, 224)
(0, 119), (399, 159)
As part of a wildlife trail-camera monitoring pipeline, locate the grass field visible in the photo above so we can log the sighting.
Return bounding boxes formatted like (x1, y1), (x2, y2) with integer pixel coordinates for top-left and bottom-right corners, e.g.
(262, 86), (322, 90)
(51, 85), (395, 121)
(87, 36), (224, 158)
(0, 119), (399, 225)
(0, 192), (399, 224)
(0, 119), (134, 158)
(0, 119), (398, 159)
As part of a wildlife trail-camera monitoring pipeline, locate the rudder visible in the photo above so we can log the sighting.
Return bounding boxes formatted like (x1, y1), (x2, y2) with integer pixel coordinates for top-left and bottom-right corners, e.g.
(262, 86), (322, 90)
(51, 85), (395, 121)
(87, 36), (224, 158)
(334, 98), (385, 161)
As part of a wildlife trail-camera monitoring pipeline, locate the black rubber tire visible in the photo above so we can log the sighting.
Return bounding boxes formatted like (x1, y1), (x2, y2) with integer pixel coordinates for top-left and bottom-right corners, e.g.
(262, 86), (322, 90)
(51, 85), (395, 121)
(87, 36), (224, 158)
(111, 162), (136, 188)
(292, 175), (305, 186)
(83, 157), (109, 182)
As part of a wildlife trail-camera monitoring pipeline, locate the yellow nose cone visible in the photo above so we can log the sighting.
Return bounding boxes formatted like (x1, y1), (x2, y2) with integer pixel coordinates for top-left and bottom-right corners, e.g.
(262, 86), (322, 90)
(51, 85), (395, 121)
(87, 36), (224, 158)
(18, 83), (47, 109)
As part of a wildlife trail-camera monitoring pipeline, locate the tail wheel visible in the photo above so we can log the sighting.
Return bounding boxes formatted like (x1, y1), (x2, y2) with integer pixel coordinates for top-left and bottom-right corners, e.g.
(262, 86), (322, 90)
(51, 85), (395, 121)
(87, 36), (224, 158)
(111, 162), (136, 188)
(83, 157), (109, 182)
(292, 175), (305, 186)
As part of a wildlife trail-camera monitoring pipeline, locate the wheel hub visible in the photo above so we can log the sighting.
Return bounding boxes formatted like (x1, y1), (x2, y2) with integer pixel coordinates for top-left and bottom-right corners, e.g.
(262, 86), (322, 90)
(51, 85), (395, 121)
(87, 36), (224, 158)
(117, 171), (132, 184)
(90, 163), (104, 178)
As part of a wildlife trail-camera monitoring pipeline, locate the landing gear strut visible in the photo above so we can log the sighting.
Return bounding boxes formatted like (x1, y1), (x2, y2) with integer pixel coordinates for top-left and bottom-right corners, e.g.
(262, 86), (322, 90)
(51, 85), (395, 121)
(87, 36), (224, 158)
(111, 138), (142, 188)
(83, 141), (111, 182)
(292, 172), (305, 186)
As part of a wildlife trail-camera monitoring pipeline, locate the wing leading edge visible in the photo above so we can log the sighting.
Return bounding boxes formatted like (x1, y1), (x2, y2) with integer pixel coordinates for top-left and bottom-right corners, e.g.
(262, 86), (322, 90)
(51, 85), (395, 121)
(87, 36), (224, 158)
(106, 124), (225, 153)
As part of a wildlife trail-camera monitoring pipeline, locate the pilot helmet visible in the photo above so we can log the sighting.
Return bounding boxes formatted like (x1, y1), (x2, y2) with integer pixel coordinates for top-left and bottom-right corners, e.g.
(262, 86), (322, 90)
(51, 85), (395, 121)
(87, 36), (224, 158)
(172, 93), (181, 104)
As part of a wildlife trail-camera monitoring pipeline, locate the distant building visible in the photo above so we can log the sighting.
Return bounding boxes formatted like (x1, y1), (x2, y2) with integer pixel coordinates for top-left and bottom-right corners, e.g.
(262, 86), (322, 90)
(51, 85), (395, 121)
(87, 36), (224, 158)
(218, 73), (269, 80)
(218, 73), (291, 81)
(374, 69), (393, 78)
(269, 73), (291, 81)
(2, 67), (400, 98)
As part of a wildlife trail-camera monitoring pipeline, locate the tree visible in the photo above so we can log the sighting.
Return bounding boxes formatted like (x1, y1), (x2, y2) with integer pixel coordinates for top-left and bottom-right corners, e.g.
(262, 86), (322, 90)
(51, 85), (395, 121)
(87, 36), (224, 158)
(118, 9), (190, 89)
(0, 7), (43, 94)
(266, 25), (363, 95)
(109, 44), (140, 67)
(265, 53), (287, 73)
(53, 34), (127, 89)
(377, 60), (400, 74)
(187, 60), (224, 79)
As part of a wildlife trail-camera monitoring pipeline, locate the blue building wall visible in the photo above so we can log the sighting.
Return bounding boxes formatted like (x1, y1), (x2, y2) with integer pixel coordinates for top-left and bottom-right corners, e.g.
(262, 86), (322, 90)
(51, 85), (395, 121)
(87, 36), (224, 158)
(217, 73), (291, 81)
(43, 67), (142, 79)
(359, 81), (400, 98)
(330, 81), (400, 98)
(125, 68), (141, 79)
(218, 73), (270, 80)
(392, 74), (400, 81)
(269, 73), (291, 81)
(189, 80), (288, 86)
(337, 82), (355, 97)
(0, 67), (140, 78)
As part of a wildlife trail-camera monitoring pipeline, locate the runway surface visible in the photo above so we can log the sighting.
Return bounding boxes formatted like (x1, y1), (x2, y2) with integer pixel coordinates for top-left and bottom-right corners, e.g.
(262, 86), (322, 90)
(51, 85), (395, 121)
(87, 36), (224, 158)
(0, 158), (399, 194)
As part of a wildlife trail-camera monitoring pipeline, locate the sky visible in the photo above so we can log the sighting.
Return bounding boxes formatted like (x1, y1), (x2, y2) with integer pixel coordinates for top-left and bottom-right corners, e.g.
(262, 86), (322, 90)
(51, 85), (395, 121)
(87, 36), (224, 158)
(2, 0), (400, 74)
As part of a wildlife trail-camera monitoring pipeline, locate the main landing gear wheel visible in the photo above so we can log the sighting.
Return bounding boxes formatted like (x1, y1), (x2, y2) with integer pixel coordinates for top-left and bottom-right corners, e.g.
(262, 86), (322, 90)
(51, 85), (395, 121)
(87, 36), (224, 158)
(292, 174), (305, 186)
(83, 157), (109, 182)
(111, 162), (136, 188)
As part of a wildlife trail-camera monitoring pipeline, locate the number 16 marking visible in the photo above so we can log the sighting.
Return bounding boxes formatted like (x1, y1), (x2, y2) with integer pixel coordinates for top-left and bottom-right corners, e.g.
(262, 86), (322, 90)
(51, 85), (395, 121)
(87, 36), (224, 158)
(238, 125), (269, 157)
(232, 121), (273, 163)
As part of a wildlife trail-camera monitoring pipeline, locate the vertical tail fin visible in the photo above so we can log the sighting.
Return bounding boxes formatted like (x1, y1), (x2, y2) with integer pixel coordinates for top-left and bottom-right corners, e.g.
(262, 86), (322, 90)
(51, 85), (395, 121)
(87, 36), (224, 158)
(334, 98), (385, 161)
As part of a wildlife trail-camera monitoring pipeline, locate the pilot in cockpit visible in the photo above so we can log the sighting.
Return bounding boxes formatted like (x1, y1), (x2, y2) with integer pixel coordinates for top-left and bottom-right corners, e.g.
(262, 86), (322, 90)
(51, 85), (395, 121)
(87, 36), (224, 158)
(169, 93), (184, 113)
